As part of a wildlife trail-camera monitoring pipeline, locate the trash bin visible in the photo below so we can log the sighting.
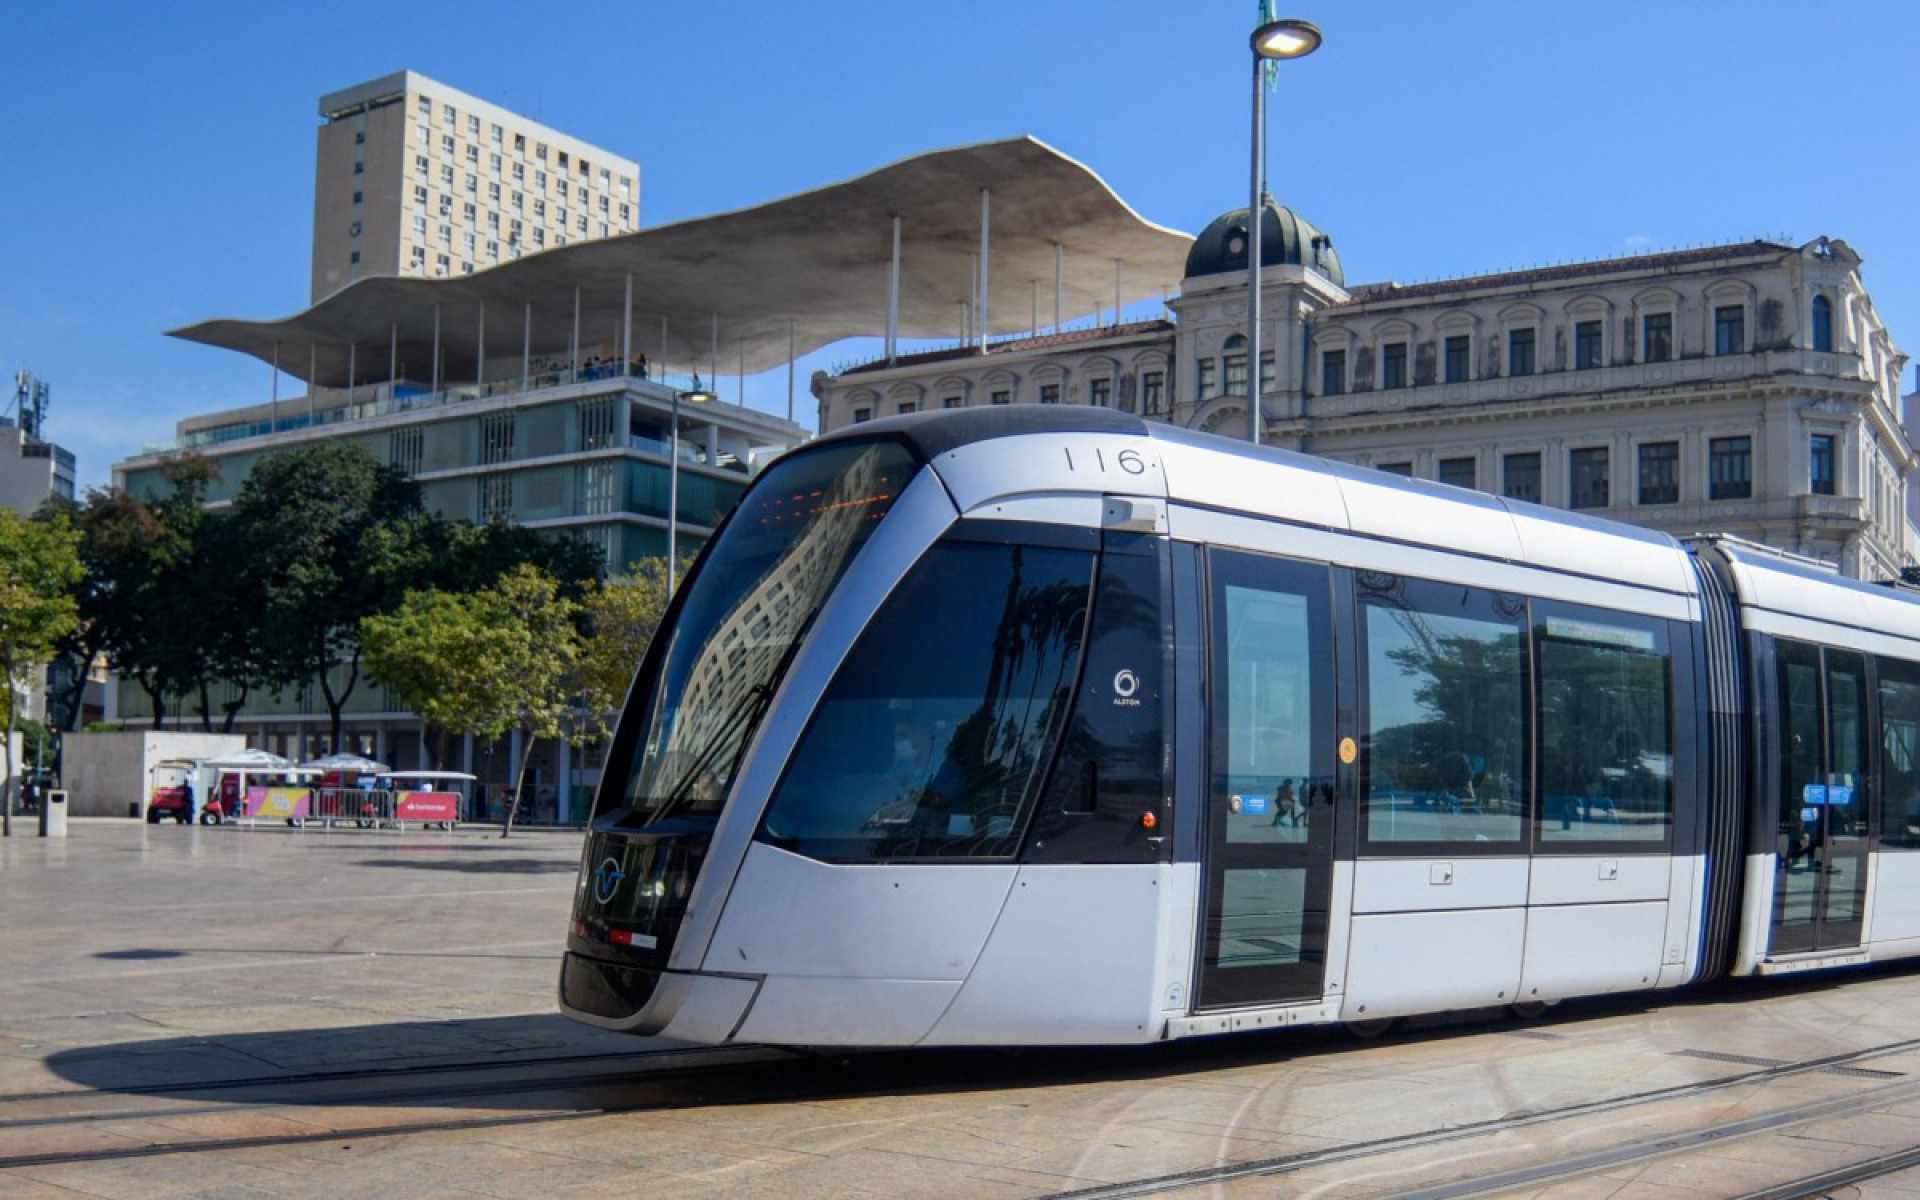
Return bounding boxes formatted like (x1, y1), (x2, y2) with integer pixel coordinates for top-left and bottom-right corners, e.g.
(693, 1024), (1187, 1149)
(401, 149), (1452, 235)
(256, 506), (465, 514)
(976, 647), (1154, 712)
(39, 790), (67, 838)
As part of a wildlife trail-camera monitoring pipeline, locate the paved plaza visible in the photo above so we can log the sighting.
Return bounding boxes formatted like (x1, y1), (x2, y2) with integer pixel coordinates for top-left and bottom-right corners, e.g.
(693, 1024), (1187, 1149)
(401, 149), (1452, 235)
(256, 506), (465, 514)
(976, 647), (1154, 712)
(8, 820), (1920, 1197)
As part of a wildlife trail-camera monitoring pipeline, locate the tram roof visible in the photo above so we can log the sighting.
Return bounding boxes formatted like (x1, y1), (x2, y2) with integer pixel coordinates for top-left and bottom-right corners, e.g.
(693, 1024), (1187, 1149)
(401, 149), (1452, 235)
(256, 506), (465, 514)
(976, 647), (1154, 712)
(169, 137), (1194, 388)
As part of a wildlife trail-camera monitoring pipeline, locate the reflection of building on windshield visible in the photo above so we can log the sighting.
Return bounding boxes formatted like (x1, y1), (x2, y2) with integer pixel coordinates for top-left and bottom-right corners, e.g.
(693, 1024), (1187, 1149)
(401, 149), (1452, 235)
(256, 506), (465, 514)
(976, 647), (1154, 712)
(628, 444), (910, 814)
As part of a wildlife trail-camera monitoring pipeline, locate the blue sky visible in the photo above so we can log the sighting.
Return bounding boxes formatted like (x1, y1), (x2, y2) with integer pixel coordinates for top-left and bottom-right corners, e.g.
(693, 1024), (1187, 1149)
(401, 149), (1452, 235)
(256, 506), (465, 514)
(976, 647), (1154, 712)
(5, 1), (1916, 490)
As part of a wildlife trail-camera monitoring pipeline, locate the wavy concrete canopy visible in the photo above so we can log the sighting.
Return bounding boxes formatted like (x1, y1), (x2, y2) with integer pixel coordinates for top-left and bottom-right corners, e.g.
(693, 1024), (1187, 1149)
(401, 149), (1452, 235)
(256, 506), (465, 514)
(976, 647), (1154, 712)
(171, 137), (1193, 388)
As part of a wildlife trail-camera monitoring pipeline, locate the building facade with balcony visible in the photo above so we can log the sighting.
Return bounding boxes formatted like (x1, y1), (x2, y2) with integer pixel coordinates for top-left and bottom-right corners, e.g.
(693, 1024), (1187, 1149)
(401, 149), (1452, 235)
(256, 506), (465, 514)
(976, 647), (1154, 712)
(814, 204), (1913, 581)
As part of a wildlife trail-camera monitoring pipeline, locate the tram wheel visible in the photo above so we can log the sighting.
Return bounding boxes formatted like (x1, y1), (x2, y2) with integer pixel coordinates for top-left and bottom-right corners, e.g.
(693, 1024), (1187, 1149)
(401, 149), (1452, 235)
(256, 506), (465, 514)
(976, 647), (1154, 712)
(1343, 1016), (1397, 1040)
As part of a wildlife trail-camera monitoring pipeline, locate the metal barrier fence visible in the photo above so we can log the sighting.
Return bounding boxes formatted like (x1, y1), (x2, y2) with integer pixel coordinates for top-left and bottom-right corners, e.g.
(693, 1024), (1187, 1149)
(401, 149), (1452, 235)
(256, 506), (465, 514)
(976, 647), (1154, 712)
(239, 786), (465, 830)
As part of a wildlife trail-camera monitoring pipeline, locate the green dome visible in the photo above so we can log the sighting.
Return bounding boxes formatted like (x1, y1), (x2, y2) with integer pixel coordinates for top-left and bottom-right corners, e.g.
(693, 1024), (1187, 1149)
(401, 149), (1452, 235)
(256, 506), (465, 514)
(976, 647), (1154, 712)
(1184, 198), (1342, 286)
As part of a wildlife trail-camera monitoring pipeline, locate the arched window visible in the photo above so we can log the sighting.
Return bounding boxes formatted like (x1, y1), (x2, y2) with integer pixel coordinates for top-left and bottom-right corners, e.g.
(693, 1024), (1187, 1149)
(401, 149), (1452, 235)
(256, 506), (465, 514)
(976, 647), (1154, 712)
(1222, 334), (1248, 394)
(1812, 295), (1833, 352)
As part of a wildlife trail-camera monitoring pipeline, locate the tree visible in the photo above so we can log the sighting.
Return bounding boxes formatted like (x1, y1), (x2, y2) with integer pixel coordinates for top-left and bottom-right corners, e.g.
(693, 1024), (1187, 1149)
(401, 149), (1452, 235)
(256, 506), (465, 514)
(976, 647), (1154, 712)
(363, 566), (604, 836)
(229, 443), (427, 752)
(0, 509), (82, 837)
(575, 558), (676, 716)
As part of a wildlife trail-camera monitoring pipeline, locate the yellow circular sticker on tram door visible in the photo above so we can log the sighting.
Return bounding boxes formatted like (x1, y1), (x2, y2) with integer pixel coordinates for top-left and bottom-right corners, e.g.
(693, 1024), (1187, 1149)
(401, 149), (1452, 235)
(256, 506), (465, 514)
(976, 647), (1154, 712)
(1338, 737), (1357, 764)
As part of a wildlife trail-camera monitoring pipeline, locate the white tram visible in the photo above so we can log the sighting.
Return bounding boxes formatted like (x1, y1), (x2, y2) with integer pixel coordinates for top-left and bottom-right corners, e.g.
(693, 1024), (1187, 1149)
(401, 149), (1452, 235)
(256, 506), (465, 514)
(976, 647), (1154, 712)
(561, 408), (1920, 1045)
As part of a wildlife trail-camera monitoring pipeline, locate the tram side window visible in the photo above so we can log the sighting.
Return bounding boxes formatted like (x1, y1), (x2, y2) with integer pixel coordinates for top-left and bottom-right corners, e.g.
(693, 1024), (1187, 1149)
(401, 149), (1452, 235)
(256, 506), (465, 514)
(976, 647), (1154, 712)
(759, 539), (1094, 862)
(1359, 573), (1526, 846)
(1878, 659), (1920, 849)
(1536, 612), (1673, 844)
(1024, 544), (1167, 864)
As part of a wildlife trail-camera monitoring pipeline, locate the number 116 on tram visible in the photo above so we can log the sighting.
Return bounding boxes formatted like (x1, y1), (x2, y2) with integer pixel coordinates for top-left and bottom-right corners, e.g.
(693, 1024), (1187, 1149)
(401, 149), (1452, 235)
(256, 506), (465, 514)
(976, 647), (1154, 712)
(561, 407), (1920, 1046)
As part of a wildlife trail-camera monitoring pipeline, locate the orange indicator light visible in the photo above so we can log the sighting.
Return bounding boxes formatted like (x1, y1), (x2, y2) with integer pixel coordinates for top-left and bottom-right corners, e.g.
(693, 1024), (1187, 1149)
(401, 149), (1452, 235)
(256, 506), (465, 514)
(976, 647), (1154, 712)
(1140, 812), (1158, 830)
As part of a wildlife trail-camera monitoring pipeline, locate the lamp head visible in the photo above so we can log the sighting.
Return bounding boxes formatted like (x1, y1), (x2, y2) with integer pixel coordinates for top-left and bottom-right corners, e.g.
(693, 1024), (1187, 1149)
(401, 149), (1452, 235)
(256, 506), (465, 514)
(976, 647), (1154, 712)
(1251, 18), (1322, 60)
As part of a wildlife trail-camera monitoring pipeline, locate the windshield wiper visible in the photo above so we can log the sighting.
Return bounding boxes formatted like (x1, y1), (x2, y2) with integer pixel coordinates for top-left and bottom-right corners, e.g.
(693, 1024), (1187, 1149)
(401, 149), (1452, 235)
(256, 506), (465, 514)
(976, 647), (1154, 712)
(649, 634), (810, 823)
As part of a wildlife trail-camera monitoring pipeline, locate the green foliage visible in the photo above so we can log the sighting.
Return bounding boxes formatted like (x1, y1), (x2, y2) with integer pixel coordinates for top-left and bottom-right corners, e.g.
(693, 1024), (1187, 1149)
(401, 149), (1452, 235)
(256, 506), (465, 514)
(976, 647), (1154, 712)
(576, 558), (675, 715)
(228, 442), (427, 751)
(0, 507), (82, 834)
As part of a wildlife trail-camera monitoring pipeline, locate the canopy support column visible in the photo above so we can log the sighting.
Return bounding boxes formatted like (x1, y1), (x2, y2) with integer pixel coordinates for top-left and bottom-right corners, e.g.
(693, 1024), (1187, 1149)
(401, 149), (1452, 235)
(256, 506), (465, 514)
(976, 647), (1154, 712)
(475, 304), (485, 388)
(431, 303), (442, 393)
(787, 319), (796, 423)
(521, 303), (531, 387)
(570, 287), (581, 381)
(1053, 243), (1064, 334)
(886, 214), (901, 365)
(270, 340), (279, 430)
(622, 274), (633, 372)
(977, 188), (991, 352)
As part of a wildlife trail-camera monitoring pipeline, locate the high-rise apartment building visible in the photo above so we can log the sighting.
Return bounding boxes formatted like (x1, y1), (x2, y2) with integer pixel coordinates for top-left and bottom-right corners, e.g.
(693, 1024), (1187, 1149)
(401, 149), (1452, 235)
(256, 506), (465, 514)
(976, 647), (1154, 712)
(311, 71), (641, 300)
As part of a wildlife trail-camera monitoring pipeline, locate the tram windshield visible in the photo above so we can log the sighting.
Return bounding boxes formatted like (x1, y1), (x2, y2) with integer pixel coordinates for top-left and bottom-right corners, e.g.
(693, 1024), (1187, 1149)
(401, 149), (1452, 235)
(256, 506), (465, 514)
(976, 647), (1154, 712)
(607, 439), (917, 825)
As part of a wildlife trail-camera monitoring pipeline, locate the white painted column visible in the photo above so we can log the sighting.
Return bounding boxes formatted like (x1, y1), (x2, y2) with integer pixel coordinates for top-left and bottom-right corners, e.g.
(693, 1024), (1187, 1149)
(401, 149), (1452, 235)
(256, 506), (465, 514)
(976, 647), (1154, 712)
(977, 188), (991, 351)
(622, 273), (633, 372)
(886, 214), (901, 364)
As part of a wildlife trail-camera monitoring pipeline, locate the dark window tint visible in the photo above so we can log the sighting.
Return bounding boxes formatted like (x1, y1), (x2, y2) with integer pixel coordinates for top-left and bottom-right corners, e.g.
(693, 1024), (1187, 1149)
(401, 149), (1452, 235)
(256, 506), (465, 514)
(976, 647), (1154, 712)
(1321, 349), (1346, 396)
(1811, 433), (1836, 495)
(1570, 447), (1610, 509)
(1382, 342), (1408, 389)
(1537, 612), (1673, 844)
(1812, 295), (1834, 352)
(1503, 452), (1541, 503)
(1575, 320), (1604, 369)
(1360, 574), (1526, 846)
(1880, 659), (1920, 849)
(1438, 457), (1476, 489)
(1443, 335), (1470, 383)
(1508, 328), (1535, 377)
(1714, 305), (1746, 356)
(1710, 436), (1752, 500)
(761, 540), (1093, 861)
(1025, 543), (1166, 863)
(1638, 441), (1679, 505)
(1643, 313), (1672, 363)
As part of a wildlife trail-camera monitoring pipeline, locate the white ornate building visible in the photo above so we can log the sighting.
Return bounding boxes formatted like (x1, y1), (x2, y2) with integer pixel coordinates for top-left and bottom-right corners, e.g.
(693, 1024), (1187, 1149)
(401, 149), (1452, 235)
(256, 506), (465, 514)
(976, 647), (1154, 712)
(816, 202), (1913, 580)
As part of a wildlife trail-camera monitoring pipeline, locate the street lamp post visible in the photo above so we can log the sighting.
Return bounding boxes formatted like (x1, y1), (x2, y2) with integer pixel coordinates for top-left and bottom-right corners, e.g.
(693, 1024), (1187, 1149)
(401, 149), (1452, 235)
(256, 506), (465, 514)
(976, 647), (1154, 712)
(1247, 18), (1322, 446)
(668, 380), (715, 594)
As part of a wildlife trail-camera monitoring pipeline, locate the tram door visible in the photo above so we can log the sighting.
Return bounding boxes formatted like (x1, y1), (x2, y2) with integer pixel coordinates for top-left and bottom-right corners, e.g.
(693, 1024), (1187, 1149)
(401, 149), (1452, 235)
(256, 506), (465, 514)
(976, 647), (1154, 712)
(1197, 550), (1337, 1009)
(1769, 642), (1870, 955)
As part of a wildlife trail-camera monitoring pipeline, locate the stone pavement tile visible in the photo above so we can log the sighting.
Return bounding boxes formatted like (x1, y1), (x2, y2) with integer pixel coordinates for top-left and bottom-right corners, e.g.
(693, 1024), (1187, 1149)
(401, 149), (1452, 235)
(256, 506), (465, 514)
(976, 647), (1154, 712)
(0, 1176), (105, 1200)
(16, 1148), (315, 1200)
(1869, 1164), (1920, 1196)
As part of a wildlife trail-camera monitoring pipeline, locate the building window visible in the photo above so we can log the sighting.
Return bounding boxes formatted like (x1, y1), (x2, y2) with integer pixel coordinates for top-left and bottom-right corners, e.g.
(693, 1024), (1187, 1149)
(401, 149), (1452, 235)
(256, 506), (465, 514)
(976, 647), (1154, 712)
(1811, 433), (1836, 495)
(389, 428), (424, 476)
(1259, 350), (1276, 394)
(1812, 295), (1834, 352)
(411, 215), (426, 236)
(1321, 349), (1346, 395)
(990, 389), (1011, 406)
(1709, 436), (1752, 500)
(1223, 334), (1248, 394)
(415, 155), (428, 176)
(852, 407), (872, 424)
(1637, 441), (1678, 505)
(1141, 371), (1165, 416)
(1089, 378), (1112, 407)
(351, 190), (362, 206)
(441, 165), (454, 185)
(1443, 335), (1469, 383)
(1569, 447), (1609, 509)
(416, 95), (430, 116)
(1489, 451), (1536, 503)
(514, 134), (525, 152)
(1503, 453), (1542, 503)
(1575, 320), (1604, 369)
(479, 474), (513, 523)
(352, 161), (364, 175)
(897, 401), (917, 415)
(1377, 462), (1413, 477)
(442, 103), (455, 123)
(943, 395), (963, 409)
(1039, 383), (1061, 405)
(1198, 358), (1217, 399)
(1643, 312), (1672, 363)
(480, 413), (516, 464)
(1508, 328), (1535, 377)
(1438, 457), (1475, 489)
(410, 246), (426, 268)
(1382, 341), (1408, 389)
(1714, 305), (1746, 356)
